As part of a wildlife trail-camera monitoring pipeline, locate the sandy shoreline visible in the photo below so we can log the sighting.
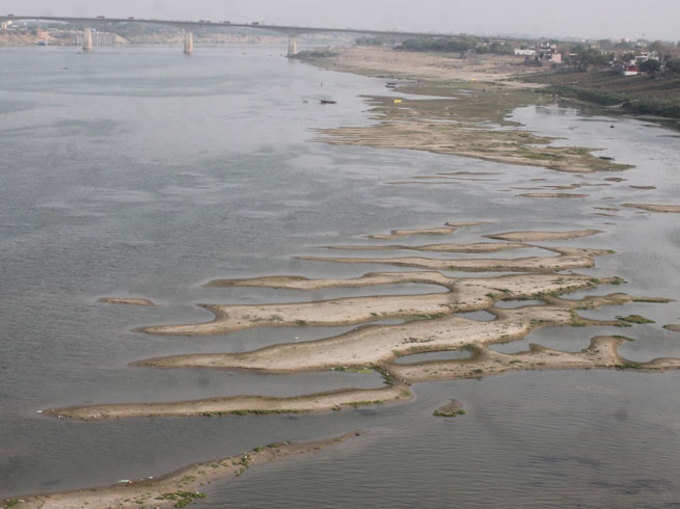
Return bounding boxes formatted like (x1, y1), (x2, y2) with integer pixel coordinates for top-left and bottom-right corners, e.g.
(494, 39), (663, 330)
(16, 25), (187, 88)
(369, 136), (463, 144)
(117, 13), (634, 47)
(299, 47), (635, 176)
(2, 432), (361, 509)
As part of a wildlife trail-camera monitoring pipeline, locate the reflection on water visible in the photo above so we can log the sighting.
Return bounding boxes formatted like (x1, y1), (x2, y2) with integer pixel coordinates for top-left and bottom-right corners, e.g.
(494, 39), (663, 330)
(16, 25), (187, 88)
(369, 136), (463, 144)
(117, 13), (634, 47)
(1, 46), (680, 505)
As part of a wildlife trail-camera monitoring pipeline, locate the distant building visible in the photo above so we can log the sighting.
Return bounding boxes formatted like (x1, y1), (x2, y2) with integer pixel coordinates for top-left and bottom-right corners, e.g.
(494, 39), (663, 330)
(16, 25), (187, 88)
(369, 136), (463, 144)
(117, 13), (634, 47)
(634, 52), (659, 64)
(623, 64), (639, 76)
(517, 41), (563, 67)
(550, 53), (563, 64)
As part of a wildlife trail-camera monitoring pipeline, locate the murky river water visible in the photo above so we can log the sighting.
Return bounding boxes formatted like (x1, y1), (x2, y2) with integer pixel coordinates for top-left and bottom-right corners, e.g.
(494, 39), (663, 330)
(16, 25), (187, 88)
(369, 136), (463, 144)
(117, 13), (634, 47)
(1, 45), (679, 507)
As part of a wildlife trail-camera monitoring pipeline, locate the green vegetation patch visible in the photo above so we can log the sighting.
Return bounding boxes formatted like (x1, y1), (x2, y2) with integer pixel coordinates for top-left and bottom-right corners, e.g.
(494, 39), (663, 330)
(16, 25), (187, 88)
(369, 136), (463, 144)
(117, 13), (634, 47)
(433, 400), (466, 417)
(525, 70), (680, 120)
(157, 491), (206, 508)
(403, 312), (448, 322)
(290, 49), (339, 59)
(616, 314), (656, 324)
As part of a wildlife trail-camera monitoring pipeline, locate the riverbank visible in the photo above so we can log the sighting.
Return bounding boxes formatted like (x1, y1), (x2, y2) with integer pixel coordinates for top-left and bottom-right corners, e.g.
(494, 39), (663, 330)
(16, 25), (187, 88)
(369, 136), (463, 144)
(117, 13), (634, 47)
(520, 68), (680, 122)
(295, 47), (633, 174)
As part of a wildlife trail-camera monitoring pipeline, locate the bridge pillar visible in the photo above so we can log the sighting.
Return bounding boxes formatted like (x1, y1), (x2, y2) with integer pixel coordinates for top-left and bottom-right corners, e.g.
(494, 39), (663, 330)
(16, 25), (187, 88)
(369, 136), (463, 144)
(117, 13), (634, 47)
(82, 27), (93, 52)
(183, 31), (194, 55)
(287, 35), (298, 57)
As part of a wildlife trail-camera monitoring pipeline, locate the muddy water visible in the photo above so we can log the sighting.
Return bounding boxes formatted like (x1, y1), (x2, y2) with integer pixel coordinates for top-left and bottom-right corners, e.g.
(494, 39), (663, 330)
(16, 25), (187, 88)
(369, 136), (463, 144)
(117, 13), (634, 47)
(1, 46), (680, 506)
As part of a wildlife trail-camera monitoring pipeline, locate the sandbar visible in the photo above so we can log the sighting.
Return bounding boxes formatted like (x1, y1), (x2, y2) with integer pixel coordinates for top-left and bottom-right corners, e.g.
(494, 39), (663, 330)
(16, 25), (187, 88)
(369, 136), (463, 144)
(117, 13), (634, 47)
(622, 203), (680, 213)
(140, 292), (457, 336)
(45, 385), (411, 421)
(518, 192), (589, 199)
(388, 337), (680, 382)
(4, 432), (360, 509)
(98, 297), (156, 307)
(322, 242), (528, 253)
(134, 293), (638, 372)
(445, 221), (492, 227)
(486, 230), (601, 241)
(143, 272), (616, 337)
(204, 271), (454, 290)
(433, 400), (465, 417)
(368, 226), (456, 240)
(296, 247), (612, 273)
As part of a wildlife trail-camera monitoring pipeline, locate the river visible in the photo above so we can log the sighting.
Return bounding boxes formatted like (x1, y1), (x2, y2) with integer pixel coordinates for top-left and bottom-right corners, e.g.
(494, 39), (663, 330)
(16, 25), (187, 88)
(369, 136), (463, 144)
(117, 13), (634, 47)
(1, 44), (680, 507)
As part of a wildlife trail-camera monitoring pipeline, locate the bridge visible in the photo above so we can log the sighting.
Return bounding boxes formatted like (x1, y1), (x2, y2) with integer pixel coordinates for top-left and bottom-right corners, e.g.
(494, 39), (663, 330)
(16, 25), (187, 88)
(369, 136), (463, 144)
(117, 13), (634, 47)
(1, 15), (454, 55)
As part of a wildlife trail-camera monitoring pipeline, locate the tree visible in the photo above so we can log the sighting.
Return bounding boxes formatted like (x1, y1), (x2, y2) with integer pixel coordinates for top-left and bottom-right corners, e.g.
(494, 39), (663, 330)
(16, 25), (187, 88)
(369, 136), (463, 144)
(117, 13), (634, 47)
(665, 59), (680, 74)
(639, 59), (661, 74)
(574, 47), (610, 71)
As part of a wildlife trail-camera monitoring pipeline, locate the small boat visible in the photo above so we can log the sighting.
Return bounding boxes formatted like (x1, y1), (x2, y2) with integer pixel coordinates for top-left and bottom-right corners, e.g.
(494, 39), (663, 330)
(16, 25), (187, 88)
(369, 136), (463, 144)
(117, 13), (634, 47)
(320, 99), (337, 105)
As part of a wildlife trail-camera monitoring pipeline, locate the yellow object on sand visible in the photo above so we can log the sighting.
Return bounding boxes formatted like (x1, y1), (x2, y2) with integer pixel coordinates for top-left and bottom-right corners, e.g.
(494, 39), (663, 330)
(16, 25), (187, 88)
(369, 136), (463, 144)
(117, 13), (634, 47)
(393, 98), (403, 104)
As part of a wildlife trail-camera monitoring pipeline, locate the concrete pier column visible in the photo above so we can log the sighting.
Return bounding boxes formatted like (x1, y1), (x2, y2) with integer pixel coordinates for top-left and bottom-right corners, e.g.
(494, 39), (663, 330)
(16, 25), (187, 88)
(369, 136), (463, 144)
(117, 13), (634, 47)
(287, 35), (298, 57)
(183, 31), (194, 55)
(82, 27), (93, 52)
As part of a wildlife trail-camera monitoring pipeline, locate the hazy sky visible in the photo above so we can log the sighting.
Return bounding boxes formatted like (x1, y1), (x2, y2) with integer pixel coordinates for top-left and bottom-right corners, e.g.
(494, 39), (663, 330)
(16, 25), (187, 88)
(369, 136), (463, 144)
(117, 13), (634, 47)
(4, 1), (679, 41)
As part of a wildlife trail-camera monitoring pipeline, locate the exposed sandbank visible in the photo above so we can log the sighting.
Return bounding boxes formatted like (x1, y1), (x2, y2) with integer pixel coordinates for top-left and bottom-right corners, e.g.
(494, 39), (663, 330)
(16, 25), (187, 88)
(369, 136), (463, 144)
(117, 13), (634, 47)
(46, 386), (411, 421)
(445, 221), (492, 227)
(439, 172), (501, 177)
(3, 432), (360, 509)
(664, 324), (680, 332)
(320, 120), (630, 175)
(486, 230), (601, 241)
(302, 48), (633, 178)
(296, 247), (612, 273)
(98, 297), (156, 307)
(368, 226), (456, 240)
(518, 192), (589, 199)
(300, 46), (527, 82)
(140, 292), (457, 336)
(622, 203), (680, 213)
(433, 400), (465, 417)
(388, 337), (680, 382)
(134, 292), (638, 372)
(322, 242), (528, 253)
(204, 271), (454, 290)
(143, 272), (616, 337)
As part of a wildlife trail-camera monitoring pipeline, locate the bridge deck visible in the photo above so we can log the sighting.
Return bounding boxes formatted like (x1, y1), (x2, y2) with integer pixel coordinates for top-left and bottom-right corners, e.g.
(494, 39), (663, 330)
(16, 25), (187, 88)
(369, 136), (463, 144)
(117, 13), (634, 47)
(2, 15), (453, 38)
